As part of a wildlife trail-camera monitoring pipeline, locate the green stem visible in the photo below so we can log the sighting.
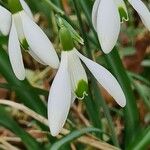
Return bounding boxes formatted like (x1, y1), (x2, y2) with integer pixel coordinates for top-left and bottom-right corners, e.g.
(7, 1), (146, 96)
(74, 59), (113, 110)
(91, 79), (120, 147)
(127, 127), (150, 150)
(72, 0), (102, 139)
(0, 49), (47, 116)
(72, 0), (92, 59)
(72, 0), (119, 147)
(84, 91), (102, 138)
(104, 49), (140, 147)
(43, 0), (64, 15)
(77, 0), (140, 146)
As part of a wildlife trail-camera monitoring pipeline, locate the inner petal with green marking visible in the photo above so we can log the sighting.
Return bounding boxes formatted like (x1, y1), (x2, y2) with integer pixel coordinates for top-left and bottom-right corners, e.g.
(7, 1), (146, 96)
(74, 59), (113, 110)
(114, 0), (129, 22)
(75, 79), (88, 99)
(68, 49), (88, 99)
(13, 12), (29, 50)
(118, 6), (129, 22)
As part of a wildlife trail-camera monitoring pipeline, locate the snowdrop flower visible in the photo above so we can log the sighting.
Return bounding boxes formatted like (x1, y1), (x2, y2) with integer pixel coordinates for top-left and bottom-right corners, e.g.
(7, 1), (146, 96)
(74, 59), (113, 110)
(48, 26), (126, 136)
(92, 0), (150, 54)
(0, 0), (59, 80)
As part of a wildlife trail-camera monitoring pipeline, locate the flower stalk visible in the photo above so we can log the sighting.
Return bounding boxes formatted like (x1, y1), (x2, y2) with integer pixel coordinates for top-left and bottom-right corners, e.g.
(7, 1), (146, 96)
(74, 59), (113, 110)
(104, 49), (140, 146)
(72, 0), (120, 146)
(43, 0), (64, 15)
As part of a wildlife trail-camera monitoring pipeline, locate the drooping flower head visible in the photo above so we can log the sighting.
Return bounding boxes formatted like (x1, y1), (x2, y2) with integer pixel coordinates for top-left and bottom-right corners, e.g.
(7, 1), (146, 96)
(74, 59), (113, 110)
(48, 22), (126, 136)
(0, 0), (59, 80)
(92, 0), (150, 54)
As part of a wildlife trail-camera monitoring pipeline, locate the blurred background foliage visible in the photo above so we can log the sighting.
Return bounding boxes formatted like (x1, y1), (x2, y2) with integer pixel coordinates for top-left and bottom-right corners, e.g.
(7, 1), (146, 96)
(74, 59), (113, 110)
(0, 0), (150, 149)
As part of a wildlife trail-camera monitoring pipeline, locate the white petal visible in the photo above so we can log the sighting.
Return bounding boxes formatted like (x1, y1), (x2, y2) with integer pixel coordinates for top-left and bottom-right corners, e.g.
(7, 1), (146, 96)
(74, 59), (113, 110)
(19, 0), (33, 18)
(97, 0), (120, 53)
(92, 0), (101, 30)
(76, 51), (126, 107)
(20, 11), (59, 68)
(71, 92), (76, 104)
(13, 13), (25, 42)
(8, 19), (25, 80)
(129, 0), (150, 31)
(0, 6), (11, 36)
(28, 48), (47, 65)
(114, 0), (129, 22)
(48, 51), (71, 136)
(68, 49), (88, 99)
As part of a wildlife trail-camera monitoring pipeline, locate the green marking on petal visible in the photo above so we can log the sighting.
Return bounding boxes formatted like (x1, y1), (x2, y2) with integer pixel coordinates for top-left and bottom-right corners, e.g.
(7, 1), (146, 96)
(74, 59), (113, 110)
(75, 80), (88, 99)
(8, 0), (23, 14)
(118, 7), (129, 22)
(21, 38), (29, 51)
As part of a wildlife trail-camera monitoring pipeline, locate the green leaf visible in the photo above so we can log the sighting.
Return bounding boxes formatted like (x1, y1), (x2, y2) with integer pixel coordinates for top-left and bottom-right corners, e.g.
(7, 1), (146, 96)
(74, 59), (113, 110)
(0, 49), (47, 116)
(0, 106), (43, 150)
(104, 49), (140, 147)
(0, 82), (49, 97)
(128, 72), (150, 87)
(132, 82), (150, 110)
(119, 47), (136, 58)
(127, 127), (150, 150)
(51, 127), (102, 150)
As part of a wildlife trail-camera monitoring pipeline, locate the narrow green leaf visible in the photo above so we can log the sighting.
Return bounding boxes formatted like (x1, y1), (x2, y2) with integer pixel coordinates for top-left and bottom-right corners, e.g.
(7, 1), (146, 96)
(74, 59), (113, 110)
(51, 127), (102, 150)
(0, 82), (49, 97)
(127, 127), (150, 150)
(0, 49), (47, 116)
(132, 81), (150, 110)
(0, 106), (43, 150)
(104, 49), (140, 147)
(128, 71), (150, 87)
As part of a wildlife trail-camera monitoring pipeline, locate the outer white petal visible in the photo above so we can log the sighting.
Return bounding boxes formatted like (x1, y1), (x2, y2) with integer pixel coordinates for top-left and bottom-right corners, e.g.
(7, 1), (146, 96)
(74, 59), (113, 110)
(114, 0), (129, 22)
(28, 48), (47, 65)
(20, 11), (59, 68)
(71, 92), (76, 104)
(97, 0), (120, 53)
(76, 51), (126, 107)
(48, 52), (71, 136)
(19, 0), (33, 18)
(13, 13), (25, 42)
(8, 19), (25, 80)
(129, 0), (150, 31)
(68, 49), (88, 99)
(92, 0), (101, 30)
(0, 6), (11, 36)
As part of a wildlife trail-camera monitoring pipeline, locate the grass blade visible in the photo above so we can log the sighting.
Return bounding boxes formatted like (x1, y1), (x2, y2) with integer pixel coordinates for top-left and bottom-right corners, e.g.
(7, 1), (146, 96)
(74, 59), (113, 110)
(0, 106), (44, 150)
(51, 127), (102, 150)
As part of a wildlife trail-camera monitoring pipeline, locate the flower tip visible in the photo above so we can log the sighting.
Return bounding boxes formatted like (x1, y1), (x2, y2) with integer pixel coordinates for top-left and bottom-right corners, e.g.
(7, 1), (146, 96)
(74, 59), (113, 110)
(15, 71), (26, 81)
(49, 118), (63, 137)
(98, 37), (116, 54)
(18, 76), (25, 81)
(117, 95), (126, 108)
(101, 45), (113, 54)
(119, 100), (126, 108)
(50, 127), (60, 137)
(51, 59), (60, 69)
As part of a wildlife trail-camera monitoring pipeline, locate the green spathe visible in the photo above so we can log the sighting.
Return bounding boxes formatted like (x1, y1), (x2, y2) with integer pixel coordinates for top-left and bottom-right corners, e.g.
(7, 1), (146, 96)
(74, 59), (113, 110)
(75, 79), (88, 99)
(118, 6), (128, 22)
(8, 0), (23, 14)
(59, 26), (74, 51)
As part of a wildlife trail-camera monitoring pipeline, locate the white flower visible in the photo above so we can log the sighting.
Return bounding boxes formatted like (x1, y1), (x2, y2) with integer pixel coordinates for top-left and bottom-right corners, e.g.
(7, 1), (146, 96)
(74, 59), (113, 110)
(92, 0), (150, 54)
(48, 48), (126, 136)
(0, 0), (59, 80)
